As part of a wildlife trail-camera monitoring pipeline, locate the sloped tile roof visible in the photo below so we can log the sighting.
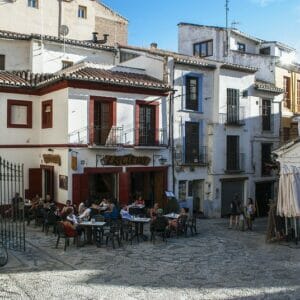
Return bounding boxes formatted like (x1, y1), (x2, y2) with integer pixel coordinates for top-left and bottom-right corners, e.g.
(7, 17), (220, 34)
(0, 30), (116, 52)
(255, 80), (284, 94)
(65, 67), (169, 89)
(0, 67), (169, 92)
(221, 63), (257, 73)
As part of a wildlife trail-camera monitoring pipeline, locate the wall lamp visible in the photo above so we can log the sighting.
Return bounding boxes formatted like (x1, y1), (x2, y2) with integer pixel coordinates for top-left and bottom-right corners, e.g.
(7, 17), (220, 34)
(153, 154), (167, 166)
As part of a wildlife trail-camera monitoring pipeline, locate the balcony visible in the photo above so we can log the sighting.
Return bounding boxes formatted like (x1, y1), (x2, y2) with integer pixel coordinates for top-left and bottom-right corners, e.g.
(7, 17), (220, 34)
(219, 107), (245, 126)
(225, 153), (245, 173)
(124, 128), (167, 148)
(182, 146), (208, 166)
(68, 126), (123, 148)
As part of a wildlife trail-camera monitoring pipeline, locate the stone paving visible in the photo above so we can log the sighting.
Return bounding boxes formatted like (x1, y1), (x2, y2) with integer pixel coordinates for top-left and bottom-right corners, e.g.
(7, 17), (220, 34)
(0, 218), (300, 300)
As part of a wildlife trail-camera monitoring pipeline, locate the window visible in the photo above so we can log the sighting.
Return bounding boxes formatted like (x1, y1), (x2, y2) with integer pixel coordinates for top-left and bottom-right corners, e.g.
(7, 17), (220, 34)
(28, 0), (38, 8)
(226, 135), (240, 171)
(78, 6), (87, 19)
(138, 104), (156, 146)
(178, 181), (187, 200)
(283, 76), (291, 108)
(7, 100), (32, 128)
(0, 55), (5, 70)
(62, 61), (73, 70)
(120, 51), (140, 63)
(185, 122), (199, 164)
(260, 47), (271, 55)
(186, 76), (199, 111)
(297, 80), (300, 112)
(227, 89), (241, 125)
(42, 100), (53, 129)
(237, 42), (246, 52)
(261, 143), (273, 176)
(193, 40), (213, 57)
(262, 99), (272, 131)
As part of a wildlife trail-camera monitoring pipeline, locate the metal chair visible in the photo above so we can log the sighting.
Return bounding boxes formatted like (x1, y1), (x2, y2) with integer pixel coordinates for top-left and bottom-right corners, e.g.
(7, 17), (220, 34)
(55, 222), (77, 251)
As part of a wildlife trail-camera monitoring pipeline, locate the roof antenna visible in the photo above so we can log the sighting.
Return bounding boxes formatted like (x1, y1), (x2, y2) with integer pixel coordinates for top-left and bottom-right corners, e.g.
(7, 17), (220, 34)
(225, 0), (230, 57)
(231, 21), (240, 29)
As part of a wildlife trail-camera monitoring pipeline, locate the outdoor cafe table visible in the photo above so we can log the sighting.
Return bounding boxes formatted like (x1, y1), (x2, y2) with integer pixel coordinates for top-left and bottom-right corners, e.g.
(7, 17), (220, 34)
(78, 221), (106, 246)
(164, 213), (179, 219)
(129, 217), (151, 242)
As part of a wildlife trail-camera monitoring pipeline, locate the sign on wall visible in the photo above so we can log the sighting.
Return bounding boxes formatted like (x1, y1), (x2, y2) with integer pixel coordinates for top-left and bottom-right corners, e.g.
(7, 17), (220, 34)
(101, 154), (151, 166)
(43, 154), (61, 166)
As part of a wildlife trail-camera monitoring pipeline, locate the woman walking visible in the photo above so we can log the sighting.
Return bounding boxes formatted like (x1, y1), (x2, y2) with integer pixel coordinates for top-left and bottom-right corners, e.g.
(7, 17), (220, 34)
(246, 198), (256, 230)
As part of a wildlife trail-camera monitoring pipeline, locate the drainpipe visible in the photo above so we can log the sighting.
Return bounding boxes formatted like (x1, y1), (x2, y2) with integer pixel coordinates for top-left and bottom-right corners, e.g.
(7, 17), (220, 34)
(170, 61), (176, 194)
(58, 0), (62, 38)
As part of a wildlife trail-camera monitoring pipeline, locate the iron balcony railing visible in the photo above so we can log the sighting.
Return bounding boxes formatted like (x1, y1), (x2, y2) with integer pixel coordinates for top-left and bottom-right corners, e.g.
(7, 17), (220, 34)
(124, 128), (167, 147)
(184, 146), (208, 165)
(68, 126), (123, 146)
(93, 126), (123, 146)
(219, 106), (245, 126)
(226, 153), (245, 173)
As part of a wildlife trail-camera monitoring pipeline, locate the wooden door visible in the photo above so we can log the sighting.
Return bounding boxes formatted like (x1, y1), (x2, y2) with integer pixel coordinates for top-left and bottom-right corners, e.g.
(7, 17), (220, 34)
(28, 168), (43, 200)
(72, 174), (89, 206)
(94, 101), (112, 145)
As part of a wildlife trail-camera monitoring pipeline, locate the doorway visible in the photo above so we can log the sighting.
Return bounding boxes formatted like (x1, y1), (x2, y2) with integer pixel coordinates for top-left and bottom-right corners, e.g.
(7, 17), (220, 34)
(255, 181), (274, 217)
(221, 180), (245, 217)
(190, 180), (204, 214)
(130, 171), (164, 207)
(89, 173), (117, 201)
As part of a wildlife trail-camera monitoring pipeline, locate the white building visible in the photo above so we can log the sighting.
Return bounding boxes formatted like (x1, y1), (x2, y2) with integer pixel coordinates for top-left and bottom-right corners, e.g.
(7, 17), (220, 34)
(0, 0), (128, 45)
(0, 30), (171, 208)
(178, 23), (284, 216)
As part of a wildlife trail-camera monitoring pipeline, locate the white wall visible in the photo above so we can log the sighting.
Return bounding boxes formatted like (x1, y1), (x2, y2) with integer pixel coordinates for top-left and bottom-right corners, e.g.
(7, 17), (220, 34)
(0, 40), (31, 71)
(32, 40), (115, 73)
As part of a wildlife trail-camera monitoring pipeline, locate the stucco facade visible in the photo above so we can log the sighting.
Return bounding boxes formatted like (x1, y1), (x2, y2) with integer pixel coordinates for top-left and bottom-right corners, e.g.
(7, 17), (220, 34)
(0, 0), (128, 45)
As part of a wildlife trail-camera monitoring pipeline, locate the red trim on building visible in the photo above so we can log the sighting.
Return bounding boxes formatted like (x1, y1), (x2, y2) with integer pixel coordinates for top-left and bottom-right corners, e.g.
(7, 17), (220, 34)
(0, 144), (88, 148)
(0, 80), (169, 97)
(83, 167), (122, 174)
(7, 99), (33, 128)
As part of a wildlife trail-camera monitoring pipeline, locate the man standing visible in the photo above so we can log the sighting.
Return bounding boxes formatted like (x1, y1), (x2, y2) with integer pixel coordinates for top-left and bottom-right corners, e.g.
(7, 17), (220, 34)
(12, 192), (22, 221)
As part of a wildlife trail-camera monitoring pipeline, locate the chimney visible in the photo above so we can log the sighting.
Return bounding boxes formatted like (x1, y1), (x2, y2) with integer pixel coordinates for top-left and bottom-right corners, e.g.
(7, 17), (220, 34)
(92, 32), (98, 43)
(150, 42), (158, 49)
(98, 34), (109, 45)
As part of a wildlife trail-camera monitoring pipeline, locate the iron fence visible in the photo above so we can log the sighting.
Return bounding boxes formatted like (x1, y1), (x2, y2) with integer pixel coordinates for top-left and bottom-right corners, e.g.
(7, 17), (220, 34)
(0, 156), (25, 251)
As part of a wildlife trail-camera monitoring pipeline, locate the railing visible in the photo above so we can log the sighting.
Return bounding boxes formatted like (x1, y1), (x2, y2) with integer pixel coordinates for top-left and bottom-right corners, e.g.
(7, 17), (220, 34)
(184, 146), (208, 165)
(124, 128), (167, 147)
(219, 107), (245, 126)
(69, 126), (167, 147)
(93, 126), (123, 146)
(68, 126), (123, 147)
(226, 153), (245, 173)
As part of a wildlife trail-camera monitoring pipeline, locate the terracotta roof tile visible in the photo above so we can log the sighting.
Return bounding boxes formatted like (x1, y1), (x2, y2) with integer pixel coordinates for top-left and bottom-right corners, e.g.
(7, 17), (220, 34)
(65, 67), (169, 89)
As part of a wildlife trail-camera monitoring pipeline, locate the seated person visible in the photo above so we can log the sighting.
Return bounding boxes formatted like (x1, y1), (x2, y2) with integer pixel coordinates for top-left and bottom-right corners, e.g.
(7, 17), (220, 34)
(99, 197), (108, 207)
(169, 208), (189, 231)
(64, 207), (78, 224)
(61, 215), (77, 237)
(78, 202), (86, 215)
(79, 201), (99, 220)
(134, 196), (145, 206)
(103, 199), (119, 220)
(150, 209), (169, 232)
(61, 200), (77, 214)
(120, 206), (132, 220)
(149, 203), (159, 219)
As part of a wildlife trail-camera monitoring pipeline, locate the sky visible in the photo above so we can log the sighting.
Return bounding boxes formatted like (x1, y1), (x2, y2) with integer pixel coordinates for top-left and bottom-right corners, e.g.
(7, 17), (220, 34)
(102, 0), (300, 55)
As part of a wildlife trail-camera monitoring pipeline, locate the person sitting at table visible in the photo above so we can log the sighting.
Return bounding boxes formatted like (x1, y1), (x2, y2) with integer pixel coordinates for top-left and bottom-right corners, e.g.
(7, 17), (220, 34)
(103, 199), (119, 220)
(149, 203), (159, 219)
(61, 200), (77, 215)
(78, 202), (86, 215)
(79, 201), (99, 220)
(99, 197), (108, 207)
(150, 209), (169, 232)
(64, 207), (78, 224)
(134, 195), (145, 206)
(120, 206), (132, 220)
(169, 207), (189, 231)
(43, 194), (55, 210)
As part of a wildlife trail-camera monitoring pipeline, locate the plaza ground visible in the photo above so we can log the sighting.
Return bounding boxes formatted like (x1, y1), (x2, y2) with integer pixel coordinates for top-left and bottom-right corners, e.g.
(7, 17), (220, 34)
(0, 218), (299, 300)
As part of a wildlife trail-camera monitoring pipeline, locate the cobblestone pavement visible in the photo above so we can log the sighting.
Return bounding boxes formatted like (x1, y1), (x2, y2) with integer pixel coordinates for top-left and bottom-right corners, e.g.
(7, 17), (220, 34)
(0, 218), (299, 300)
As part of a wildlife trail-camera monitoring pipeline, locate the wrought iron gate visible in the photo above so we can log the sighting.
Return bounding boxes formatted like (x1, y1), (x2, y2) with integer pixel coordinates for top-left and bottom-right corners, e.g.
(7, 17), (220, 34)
(0, 156), (25, 251)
